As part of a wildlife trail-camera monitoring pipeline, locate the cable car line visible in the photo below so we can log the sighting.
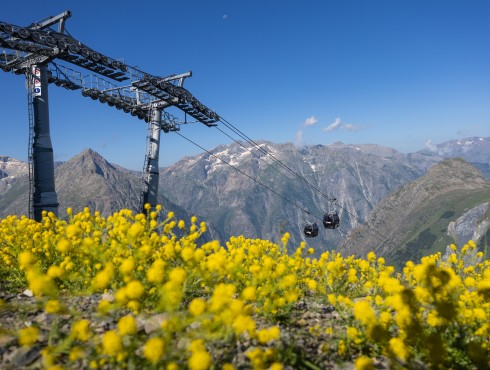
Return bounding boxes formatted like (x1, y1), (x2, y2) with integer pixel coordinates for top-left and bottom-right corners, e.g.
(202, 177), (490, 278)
(217, 116), (345, 238)
(218, 117), (335, 203)
(174, 131), (319, 220)
(215, 124), (335, 203)
(217, 116), (402, 248)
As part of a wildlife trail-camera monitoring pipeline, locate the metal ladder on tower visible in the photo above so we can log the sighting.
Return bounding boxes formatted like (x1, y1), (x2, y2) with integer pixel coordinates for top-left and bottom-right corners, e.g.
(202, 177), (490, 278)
(26, 68), (35, 220)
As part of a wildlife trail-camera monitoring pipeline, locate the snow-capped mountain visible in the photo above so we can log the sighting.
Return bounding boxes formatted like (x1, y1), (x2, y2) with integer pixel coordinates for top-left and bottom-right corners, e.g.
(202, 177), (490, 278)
(0, 156), (28, 194)
(423, 137), (490, 163)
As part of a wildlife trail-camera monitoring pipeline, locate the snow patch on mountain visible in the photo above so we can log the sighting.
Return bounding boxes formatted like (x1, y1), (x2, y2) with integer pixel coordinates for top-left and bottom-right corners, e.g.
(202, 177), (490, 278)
(0, 156), (29, 194)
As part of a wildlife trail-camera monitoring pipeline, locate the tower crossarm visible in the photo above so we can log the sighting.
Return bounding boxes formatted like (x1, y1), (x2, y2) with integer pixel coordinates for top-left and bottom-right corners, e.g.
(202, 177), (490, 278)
(133, 74), (220, 126)
(1, 20), (129, 81)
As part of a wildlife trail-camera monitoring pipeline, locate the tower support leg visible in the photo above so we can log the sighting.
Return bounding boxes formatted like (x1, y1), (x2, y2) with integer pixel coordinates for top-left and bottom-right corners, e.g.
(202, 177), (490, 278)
(141, 108), (162, 212)
(31, 64), (59, 221)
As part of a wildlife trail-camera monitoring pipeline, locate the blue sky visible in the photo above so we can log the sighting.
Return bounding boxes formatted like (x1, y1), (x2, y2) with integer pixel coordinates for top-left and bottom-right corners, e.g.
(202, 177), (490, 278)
(1, 0), (490, 170)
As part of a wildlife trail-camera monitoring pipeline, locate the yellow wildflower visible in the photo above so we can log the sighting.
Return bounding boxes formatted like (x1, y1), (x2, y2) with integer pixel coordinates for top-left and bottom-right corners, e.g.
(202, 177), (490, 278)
(232, 314), (256, 335)
(306, 279), (317, 291)
(47, 265), (64, 279)
(241, 286), (256, 301)
(92, 263), (114, 290)
(169, 267), (186, 284)
(71, 319), (91, 342)
(270, 363), (284, 370)
(147, 259), (165, 283)
(18, 326), (39, 346)
(189, 298), (207, 317)
(188, 339), (206, 353)
(280, 274), (297, 289)
(56, 238), (72, 253)
(477, 279), (490, 300)
(97, 299), (112, 315)
(125, 280), (145, 300)
(102, 330), (122, 356)
(68, 347), (85, 361)
(355, 356), (374, 370)
(367, 251), (376, 262)
(188, 350), (211, 370)
(119, 257), (135, 275)
(167, 363), (179, 370)
(353, 300), (376, 326)
(337, 339), (347, 356)
(128, 222), (144, 239)
(346, 326), (362, 344)
(18, 251), (36, 270)
(45, 299), (62, 314)
(143, 337), (165, 364)
(117, 315), (137, 335)
(127, 300), (141, 314)
(389, 337), (409, 361)
(28, 272), (57, 297)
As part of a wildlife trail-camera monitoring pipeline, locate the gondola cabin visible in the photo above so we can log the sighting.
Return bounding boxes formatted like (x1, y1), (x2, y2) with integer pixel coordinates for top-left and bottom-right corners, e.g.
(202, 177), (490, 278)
(323, 211), (340, 229)
(304, 222), (319, 237)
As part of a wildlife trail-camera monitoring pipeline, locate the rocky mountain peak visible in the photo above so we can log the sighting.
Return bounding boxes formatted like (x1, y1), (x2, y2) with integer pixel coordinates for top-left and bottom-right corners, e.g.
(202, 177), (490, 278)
(423, 158), (487, 189)
(64, 148), (115, 178)
(427, 157), (483, 174)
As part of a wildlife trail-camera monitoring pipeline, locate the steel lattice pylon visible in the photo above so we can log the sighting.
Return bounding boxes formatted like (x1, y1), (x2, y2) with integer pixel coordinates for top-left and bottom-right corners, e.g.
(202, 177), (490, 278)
(1, 11), (219, 219)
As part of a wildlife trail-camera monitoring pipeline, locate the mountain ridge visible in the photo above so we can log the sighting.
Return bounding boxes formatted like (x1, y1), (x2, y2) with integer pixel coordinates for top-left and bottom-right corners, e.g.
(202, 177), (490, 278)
(338, 158), (490, 266)
(1, 137), (490, 262)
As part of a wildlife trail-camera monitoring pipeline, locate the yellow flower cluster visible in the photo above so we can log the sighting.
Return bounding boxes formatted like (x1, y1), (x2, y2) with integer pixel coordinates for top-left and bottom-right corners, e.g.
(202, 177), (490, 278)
(347, 246), (490, 367)
(0, 208), (488, 369)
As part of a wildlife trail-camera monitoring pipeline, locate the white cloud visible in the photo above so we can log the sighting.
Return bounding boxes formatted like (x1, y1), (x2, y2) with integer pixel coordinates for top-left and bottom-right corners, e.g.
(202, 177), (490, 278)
(322, 117), (364, 132)
(295, 130), (304, 146)
(424, 139), (437, 151)
(322, 117), (342, 132)
(342, 123), (361, 131)
(304, 116), (318, 126)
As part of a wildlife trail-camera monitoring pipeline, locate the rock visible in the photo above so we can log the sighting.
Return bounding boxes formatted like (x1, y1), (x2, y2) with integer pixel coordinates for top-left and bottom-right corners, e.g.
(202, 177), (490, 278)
(11, 345), (41, 367)
(20, 290), (33, 298)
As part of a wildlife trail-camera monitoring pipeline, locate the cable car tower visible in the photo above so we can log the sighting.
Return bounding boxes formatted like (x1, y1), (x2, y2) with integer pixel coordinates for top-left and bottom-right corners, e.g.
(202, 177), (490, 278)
(0, 11), (219, 221)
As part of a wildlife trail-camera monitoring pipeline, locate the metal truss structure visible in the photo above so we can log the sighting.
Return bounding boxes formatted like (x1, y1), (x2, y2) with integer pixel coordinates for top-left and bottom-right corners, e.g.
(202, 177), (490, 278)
(0, 11), (219, 220)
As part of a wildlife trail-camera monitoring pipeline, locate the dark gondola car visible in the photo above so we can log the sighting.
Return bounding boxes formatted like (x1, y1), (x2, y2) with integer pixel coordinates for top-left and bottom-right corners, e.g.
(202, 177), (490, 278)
(323, 211), (340, 229)
(304, 223), (319, 237)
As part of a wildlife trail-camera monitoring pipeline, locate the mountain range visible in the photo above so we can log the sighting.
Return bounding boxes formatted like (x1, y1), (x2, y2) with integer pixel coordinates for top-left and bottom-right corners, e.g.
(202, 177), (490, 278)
(1, 137), (490, 263)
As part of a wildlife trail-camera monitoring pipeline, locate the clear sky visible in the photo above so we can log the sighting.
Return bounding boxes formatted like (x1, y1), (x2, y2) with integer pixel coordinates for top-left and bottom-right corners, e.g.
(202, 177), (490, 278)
(1, 0), (490, 170)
